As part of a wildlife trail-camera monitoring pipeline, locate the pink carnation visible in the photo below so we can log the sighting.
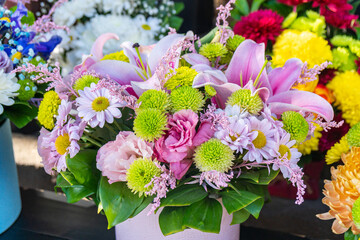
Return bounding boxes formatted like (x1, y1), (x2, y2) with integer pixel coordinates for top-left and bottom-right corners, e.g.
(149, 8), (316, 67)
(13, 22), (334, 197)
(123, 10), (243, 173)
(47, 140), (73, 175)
(154, 110), (214, 179)
(96, 131), (154, 184)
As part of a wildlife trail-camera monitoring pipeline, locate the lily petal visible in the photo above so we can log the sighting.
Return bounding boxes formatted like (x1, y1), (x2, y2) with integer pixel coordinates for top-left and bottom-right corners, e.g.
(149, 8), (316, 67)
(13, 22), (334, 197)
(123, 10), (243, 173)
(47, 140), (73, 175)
(147, 33), (185, 72)
(267, 90), (334, 121)
(90, 33), (120, 60)
(183, 53), (211, 66)
(121, 41), (148, 68)
(225, 39), (272, 95)
(212, 83), (241, 109)
(192, 65), (228, 88)
(131, 74), (162, 97)
(268, 58), (303, 95)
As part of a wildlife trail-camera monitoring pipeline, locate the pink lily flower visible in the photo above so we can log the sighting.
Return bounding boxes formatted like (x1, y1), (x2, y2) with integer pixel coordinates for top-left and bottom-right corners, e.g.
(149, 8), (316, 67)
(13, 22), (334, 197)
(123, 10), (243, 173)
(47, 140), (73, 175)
(74, 32), (188, 97)
(192, 39), (334, 122)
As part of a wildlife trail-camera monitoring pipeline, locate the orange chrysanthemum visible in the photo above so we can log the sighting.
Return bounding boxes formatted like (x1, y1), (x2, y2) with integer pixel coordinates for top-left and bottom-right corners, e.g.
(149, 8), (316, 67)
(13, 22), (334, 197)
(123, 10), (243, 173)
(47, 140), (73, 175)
(317, 147), (360, 235)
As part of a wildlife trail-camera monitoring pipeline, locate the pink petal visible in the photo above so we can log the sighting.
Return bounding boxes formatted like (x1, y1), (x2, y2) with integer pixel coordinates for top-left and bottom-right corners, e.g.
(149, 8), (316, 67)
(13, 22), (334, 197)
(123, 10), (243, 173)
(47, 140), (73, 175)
(225, 40), (272, 95)
(170, 159), (193, 180)
(182, 53), (211, 66)
(193, 121), (215, 146)
(131, 74), (162, 97)
(91, 33), (120, 60)
(268, 58), (303, 95)
(212, 83), (241, 109)
(267, 90), (334, 121)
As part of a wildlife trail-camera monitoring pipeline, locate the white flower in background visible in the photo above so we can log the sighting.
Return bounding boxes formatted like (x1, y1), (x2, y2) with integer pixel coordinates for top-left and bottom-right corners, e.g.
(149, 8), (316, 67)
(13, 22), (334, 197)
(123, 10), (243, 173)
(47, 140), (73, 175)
(0, 70), (20, 115)
(101, 0), (132, 14)
(53, 0), (99, 26)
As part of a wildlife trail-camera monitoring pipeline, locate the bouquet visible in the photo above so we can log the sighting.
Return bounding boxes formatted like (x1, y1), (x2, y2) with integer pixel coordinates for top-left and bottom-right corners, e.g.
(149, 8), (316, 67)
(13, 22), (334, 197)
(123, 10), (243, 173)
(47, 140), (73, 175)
(0, 2), (62, 128)
(51, 0), (184, 74)
(29, 0), (337, 235)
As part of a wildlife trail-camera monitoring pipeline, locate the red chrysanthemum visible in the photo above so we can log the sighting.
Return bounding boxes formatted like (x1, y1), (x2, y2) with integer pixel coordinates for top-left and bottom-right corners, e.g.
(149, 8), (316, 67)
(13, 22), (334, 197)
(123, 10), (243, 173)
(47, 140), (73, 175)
(312, 0), (352, 12)
(355, 59), (360, 75)
(321, 7), (359, 29)
(233, 10), (283, 47)
(318, 68), (336, 85)
(277, 0), (309, 6)
(319, 113), (350, 152)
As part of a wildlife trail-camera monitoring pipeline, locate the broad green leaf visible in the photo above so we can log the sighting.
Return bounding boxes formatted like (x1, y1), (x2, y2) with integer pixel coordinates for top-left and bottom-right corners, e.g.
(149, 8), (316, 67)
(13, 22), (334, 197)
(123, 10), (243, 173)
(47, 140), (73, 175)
(62, 185), (94, 203)
(221, 190), (261, 214)
(174, 2), (185, 14)
(345, 229), (360, 240)
(160, 184), (208, 207)
(244, 198), (264, 219)
(234, 0), (249, 16)
(199, 27), (219, 46)
(4, 103), (38, 128)
(60, 171), (79, 186)
(159, 206), (187, 236)
(55, 173), (71, 189)
(66, 149), (100, 191)
(238, 171), (260, 183)
(231, 209), (250, 225)
(183, 198), (222, 233)
(257, 169), (279, 185)
(250, 0), (265, 12)
(99, 177), (143, 228)
(169, 16), (183, 30)
(131, 196), (154, 218)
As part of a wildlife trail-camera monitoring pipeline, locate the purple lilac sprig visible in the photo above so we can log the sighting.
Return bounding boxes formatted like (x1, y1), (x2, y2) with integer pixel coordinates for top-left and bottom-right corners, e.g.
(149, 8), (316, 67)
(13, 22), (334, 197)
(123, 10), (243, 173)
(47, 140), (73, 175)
(145, 162), (176, 215)
(216, 0), (236, 44)
(200, 103), (230, 130)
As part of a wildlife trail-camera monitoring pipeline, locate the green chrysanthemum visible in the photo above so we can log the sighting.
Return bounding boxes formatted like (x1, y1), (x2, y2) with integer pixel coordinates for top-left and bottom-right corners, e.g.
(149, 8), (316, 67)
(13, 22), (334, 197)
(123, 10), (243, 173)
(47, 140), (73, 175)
(194, 138), (234, 172)
(226, 89), (263, 115)
(199, 42), (228, 61)
(205, 85), (217, 97)
(101, 50), (130, 62)
(330, 35), (355, 47)
(164, 66), (198, 90)
(352, 197), (360, 229)
(133, 108), (167, 142)
(17, 79), (36, 101)
(282, 111), (309, 143)
(126, 158), (161, 196)
(226, 35), (245, 52)
(137, 90), (170, 112)
(331, 47), (357, 71)
(73, 75), (100, 92)
(38, 91), (61, 130)
(282, 11), (297, 28)
(347, 122), (360, 147)
(349, 41), (360, 58)
(170, 86), (205, 113)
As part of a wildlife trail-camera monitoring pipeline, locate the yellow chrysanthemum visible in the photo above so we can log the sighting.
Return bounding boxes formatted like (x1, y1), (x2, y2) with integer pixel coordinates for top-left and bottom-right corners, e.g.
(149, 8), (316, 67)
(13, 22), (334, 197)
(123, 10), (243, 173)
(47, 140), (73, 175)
(325, 136), (350, 165)
(272, 29), (332, 68)
(327, 71), (360, 126)
(101, 50), (129, 62)
(38, 91), (61, 130)
(295, 127), (322, 155)
(317, 147), (360, 235)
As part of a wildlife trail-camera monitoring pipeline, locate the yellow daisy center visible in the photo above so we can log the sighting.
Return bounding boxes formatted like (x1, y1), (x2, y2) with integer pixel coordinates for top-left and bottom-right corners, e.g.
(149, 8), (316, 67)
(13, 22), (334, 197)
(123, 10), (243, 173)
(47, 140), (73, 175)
(229, 133), (239, 142)
(11, 52), (22, 61)
(0, 17), (10, 22)
(279, 144), (292, 159)
(252, 130), (267, 149)
(55, 134), (70, 155)
(92, 96), (110, 112)
(141, 24), (151, 31)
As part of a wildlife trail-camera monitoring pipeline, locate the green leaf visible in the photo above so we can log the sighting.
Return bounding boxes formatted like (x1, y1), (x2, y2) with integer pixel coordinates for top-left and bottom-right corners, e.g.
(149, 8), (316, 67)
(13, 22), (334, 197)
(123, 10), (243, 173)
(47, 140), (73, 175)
(231, 209), (250, 225)
(257, 169), (279, 185)
(4, 102), (38, 128)
(131, 196), (154, 218)
(169, 16), (183, 30)
(238, 171), (260, 183)
(159, 206), (187, 236)
(183, 198), (222, 233)
(99, 177), (143, 228)
(221, 190), (261, 214)
(344, 229), (360, 240)
(234, 0), (249, 16)
(174, 2), (185, 14)
(160, 184), (208, 207)
(199, 27), (219, 46)
(21, 11), (35, 25)
(250, 0), (265, 12)
(55, 173), (94, 203)
(244, 198), (264, 219)
(66, 149), (100, 192)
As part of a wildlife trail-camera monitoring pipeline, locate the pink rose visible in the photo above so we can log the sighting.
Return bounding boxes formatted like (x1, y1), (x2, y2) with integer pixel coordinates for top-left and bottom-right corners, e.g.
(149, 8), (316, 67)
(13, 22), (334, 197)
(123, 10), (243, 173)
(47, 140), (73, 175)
(154, 110), (215, 179)
(96, 131), (153, 184)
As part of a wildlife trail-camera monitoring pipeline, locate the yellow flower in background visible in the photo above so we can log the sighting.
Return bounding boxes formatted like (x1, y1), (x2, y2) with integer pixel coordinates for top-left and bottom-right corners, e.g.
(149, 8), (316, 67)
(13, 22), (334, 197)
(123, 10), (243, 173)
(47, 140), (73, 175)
(37, 91), (61, 130)
(272, 29), (333, 68)
(327, 71), (360, 126)
(295, 127), (322, 155)
(325, 136), (349, 165)
(317, 147), (360, 235)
